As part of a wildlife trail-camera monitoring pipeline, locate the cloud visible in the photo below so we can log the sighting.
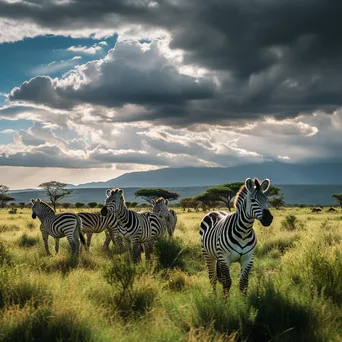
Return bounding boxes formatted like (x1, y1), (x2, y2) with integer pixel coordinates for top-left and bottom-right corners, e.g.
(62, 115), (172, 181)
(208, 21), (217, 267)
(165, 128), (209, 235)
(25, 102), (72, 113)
(30, 58), (83, 75)
(9, 41), (217, 113)
(0, 129), (16, 134)
(67, 45), (102, 55)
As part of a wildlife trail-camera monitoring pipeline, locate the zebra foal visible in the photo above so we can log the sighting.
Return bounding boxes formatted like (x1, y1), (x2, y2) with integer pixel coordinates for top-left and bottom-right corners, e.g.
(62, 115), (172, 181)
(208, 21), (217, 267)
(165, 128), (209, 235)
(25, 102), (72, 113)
(31, 198), (86, 257)
(200, 178), (273, 295)
(101, 188), (167, 263)
(151, 197), (177, 238)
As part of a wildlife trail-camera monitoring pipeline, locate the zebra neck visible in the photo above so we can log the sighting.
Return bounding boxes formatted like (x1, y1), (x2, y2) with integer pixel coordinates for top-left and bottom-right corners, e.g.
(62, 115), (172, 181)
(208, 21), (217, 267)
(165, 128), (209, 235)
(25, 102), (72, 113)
(116, 204), (131, 226)
(235, 201), (255, 233)
(37, 210), (55, 222)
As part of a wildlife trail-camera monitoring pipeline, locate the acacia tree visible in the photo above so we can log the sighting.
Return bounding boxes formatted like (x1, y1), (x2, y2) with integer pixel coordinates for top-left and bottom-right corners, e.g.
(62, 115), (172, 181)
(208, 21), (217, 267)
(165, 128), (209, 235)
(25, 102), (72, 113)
(332, 194), (342, 208)
(135, 188), (179, 204)
(0, 185), (14, 209)
(201, 182), (281, 211)
(38, 181), (72, 211)
(180, 197), (200, 212)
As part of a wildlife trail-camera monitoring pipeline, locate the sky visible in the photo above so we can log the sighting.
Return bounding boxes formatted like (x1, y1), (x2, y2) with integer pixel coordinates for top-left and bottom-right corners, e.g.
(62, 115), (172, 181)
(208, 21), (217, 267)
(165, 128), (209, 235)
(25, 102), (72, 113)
(1, 0), (342, 189)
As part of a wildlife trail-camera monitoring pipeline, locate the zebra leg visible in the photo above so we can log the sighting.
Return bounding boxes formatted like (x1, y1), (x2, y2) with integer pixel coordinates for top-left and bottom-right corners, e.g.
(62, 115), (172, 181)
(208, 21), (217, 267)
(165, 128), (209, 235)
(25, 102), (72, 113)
(217, 258), (232, 296)
(204, 253), (217, 293)
(40, 225), (52, 256)
(239, 257), (253, 295)
(86, 232), (93, 251)
(144, 240), (154, 261)
(66, 234), (77, 257)
(55, 238), (59, 254)
(131, 240), (142, 264)
(103, 230), (111, 249)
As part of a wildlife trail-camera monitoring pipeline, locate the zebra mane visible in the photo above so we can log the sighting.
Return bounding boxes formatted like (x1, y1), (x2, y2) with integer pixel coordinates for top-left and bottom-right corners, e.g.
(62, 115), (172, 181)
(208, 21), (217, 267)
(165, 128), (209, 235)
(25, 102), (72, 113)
(156, 197), (165, 204)
(40, 201), (55, 213)
(234, 185), (248, 210)
(111, 188), (121, 193)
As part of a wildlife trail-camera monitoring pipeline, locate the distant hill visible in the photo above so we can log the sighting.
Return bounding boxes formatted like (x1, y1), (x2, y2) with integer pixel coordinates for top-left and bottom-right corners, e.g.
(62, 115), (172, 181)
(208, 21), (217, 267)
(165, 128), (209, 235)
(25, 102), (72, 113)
(70, 162), (342, 189)
(9, 185), (342, 206)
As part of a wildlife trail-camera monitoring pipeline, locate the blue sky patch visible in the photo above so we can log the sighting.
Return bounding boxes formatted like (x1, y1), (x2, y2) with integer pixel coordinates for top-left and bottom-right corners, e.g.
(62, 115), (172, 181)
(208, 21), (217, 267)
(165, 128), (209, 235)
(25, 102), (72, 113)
(0, 34), (117, 94)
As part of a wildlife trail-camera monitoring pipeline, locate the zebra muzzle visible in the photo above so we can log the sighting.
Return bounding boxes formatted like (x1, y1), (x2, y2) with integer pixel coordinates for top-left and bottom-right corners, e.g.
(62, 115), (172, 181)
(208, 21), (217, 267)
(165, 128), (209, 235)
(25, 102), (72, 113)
(260, 209), (273, 227)
(32, 213), (37, 219)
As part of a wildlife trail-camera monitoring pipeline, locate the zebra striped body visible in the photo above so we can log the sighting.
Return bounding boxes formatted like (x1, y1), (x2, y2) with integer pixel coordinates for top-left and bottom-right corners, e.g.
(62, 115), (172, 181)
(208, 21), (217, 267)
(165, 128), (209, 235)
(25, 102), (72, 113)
(151, 197), (177, 238)
(31, 198), (86, 257)
(101, 188), (167, 263)
(78, 212), (123, 250)
(200, 178), (273, 295)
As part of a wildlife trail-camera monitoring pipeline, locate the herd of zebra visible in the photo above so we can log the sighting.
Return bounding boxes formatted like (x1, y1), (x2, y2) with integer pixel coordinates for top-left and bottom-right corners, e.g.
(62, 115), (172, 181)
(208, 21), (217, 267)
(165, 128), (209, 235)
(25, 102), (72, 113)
(30, 177), (273, 294)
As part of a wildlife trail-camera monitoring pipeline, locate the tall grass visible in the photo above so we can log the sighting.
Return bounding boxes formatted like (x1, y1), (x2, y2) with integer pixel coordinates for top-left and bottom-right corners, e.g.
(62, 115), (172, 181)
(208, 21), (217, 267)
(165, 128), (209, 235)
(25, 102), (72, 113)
(0, 208), (341, 341)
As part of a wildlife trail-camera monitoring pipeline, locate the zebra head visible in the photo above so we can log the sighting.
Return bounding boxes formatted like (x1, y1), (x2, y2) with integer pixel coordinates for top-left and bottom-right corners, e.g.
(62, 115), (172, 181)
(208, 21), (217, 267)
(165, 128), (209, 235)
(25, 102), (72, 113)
(151, 197), (169, 217)
(30, 198), (42, 219)
(101, 188), (124, 216)
(244, 178), (273, 226)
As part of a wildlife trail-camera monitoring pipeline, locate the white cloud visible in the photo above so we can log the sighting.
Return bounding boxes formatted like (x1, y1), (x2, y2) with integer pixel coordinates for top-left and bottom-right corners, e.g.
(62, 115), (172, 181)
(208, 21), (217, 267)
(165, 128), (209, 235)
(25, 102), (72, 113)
(0, 129), (16, 134)
(67, 45), (103, 55)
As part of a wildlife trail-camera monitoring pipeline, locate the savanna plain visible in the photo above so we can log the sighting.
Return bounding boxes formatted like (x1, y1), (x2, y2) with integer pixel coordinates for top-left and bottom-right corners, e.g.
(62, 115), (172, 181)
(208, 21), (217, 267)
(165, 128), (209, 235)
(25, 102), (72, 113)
(0, 207), (341, 342)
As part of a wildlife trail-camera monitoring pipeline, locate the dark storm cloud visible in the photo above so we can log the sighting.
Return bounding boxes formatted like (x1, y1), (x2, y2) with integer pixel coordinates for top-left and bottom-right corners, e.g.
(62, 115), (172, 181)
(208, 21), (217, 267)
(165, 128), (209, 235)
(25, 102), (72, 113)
(9, 42), (217, 110)
(4, 0), (342, 125)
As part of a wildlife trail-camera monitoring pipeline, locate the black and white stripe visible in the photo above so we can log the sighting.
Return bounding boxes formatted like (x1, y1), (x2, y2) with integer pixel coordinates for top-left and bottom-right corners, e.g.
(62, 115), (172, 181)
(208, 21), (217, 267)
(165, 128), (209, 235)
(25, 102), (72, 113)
(101, 188), (167, 263)
(77, 212), (124, 250)
(199, 178), (273, 295)
(151, 197), (177, 238)
(31, 198), (86, 257)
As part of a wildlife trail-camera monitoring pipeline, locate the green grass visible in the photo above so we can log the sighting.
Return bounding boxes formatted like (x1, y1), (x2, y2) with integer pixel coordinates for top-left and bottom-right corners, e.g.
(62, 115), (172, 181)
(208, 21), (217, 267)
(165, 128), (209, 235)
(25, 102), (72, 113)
(0, 207), (341, 341)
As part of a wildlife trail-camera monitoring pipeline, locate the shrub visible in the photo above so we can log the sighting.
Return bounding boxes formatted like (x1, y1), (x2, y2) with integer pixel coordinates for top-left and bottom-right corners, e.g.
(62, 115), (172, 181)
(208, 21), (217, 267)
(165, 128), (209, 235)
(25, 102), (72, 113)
(87, 202), (98, 209)
(102, 255), (156, 318)
(62, 203), (71, 209)
(154, 238), (186, 271)
(75, 202), (84, 208)
(18, 233), (40, 248)
(281, 215), (305, 231)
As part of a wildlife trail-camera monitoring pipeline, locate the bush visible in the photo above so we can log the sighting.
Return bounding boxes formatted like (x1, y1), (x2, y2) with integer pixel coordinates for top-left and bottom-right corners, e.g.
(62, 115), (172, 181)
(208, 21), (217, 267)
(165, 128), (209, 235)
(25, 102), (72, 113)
(0, 242), (12, 266)
(18, 233), (40, 248)
(154, 238), (186, 271)
(75, 202), (84, 208)
(87, 202), (98, 209)
(0, 307), (92, 342)
(62, 203), (71, 209)
(281, 215), (305, 231)
(8, 208), (17, 214)
(102, 255), (156, 318)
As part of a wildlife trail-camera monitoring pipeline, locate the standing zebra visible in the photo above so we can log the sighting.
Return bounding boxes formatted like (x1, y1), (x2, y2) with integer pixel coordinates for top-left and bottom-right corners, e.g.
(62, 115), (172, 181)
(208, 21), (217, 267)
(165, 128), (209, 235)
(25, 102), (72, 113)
(151, 197), (177, 238)
(77, 212), (124, 251)
(31, 198), (86, 257)
(101, 188), (167, 263)
(200, 178), (273, 295)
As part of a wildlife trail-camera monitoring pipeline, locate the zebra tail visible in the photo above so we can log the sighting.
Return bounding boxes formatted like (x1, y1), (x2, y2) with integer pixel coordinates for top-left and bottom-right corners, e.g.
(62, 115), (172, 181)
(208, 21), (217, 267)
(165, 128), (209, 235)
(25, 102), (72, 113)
(77, 216), (86, 246)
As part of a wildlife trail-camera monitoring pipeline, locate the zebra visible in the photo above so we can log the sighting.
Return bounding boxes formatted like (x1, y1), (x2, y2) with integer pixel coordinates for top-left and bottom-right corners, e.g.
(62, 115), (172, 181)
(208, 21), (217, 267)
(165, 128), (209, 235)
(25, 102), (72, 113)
(199, 178), (273, 295)
(100, 188), (167, 263)
(31, 198), (86, 257)
(151, 197), (177, 238)
(77, 212), (124, 251)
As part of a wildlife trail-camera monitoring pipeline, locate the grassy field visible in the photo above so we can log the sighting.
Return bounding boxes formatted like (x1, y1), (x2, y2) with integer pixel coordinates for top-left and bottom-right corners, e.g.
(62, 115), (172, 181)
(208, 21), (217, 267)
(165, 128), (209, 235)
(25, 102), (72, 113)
(0, 207), (341, 342)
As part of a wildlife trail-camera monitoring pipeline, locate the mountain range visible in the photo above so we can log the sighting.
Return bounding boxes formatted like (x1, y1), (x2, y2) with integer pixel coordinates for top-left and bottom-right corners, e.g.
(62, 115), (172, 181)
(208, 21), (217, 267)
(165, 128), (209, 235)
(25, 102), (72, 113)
(65, 162), (342, 189)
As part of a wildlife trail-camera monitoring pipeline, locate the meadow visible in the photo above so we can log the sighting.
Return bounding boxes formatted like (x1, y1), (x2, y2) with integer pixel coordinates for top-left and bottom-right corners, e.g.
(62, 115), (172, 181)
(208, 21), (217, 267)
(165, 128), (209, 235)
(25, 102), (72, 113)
(0, 207), (341, 342)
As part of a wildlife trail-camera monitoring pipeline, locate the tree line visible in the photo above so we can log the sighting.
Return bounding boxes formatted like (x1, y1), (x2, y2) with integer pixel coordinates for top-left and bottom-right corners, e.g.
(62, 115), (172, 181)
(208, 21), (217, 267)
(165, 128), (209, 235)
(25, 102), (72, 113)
(2, 181), (342, 210)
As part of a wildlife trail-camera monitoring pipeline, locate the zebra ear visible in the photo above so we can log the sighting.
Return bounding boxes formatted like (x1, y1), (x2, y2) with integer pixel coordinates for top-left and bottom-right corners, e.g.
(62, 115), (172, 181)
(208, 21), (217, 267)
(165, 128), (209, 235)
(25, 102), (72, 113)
(260, 179), (271, 193)
(151, 199), (156, 206)
(37, 198), (41, 203)
(245, 178), (254, 192)
(30, 198), (36, 205)
(106, 189), (112, 197)
(165, 199), (169, 206)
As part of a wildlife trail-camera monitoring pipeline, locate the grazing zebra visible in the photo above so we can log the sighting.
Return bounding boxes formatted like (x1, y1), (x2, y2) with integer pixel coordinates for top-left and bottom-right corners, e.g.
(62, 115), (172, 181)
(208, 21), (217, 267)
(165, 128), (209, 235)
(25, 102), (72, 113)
(200, 178), (273, 295)
(31, 198), (86, 257)
(151, 197), (177, 238)
(77, 212), (124, 251)
(101, 188), (167, 263)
